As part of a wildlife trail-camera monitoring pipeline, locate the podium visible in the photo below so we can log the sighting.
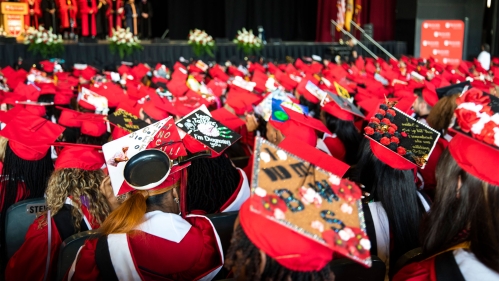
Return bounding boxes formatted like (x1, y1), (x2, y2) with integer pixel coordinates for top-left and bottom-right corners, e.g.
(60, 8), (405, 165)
(0, 2), (28, 38)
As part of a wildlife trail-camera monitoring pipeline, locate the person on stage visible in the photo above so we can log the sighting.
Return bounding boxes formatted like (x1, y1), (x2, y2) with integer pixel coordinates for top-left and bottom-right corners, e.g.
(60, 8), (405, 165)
(124, 0), (139, 36)
(24, 0), (42, 29)
(41, 0), (57, 31)
(137, 0), (151, 39)
(77, 0), (97, 38)
(57, 0), (78, 38)
(106, 0), (123, 37)
(95, 0), (108, 38)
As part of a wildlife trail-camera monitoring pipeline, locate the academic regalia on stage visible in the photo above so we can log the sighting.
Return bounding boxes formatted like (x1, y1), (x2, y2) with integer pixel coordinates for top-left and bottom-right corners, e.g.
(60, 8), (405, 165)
(67, 212), (224, 281)
(137, 0), (151, 39)
(124, 0), (139, 35)
(95, 0), (108, 38)
(41, 0), (57, 31)
(106, 0), (123, 37)
(78, 0), (97, 37)
(5, 198), (99, 281)
(57, 0), (78, 31)
(24, 0), (42, 29)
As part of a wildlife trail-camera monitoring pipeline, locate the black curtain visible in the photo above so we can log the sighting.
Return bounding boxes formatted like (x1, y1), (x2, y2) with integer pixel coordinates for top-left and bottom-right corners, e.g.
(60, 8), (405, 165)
(149, 0), (317, 41)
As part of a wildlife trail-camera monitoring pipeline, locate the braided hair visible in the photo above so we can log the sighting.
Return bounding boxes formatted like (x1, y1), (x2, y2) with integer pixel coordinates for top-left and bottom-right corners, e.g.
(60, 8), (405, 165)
(225, 224), (335, 281)
(186, 154), (241, 214)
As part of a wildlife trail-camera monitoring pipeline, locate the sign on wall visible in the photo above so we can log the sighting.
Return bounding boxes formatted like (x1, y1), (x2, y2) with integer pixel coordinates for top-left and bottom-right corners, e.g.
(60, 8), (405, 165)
(419, 20), (464, 65)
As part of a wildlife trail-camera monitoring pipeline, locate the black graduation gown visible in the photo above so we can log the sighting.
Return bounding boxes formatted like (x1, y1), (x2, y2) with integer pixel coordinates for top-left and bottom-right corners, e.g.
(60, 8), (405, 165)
(124, 2), (140, 35)
(41, 0), (58, 31)
(138, 0), (152, 38)
(96, 0), (108, 37)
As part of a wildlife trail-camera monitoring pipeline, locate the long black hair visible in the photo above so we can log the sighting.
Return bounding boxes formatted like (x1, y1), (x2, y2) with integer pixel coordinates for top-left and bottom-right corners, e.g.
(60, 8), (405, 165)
(323, 112), (362, 165)
(76, 132), (111, 146)
(299, 95), (321, 118)
(186, 154), (241, 214)
(37, 94), (56, 121)
(225, 224), (335, 281)
(421, 149), (499, 273)
(347, 138), (425, 273)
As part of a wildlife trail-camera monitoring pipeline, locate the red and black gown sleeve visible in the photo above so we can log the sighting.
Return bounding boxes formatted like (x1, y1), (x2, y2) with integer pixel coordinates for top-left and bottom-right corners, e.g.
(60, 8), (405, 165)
(393, 257), (437, 281)
(67, 238), (102, 281)
(5, 215), (62, 281)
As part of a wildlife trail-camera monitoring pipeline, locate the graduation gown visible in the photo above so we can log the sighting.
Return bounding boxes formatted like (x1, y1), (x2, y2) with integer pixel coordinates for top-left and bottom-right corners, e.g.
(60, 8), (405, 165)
(323, 134), (347, 162)
(78, 0), (97, 37)
(95, 0), (108, 36)
(24, 0), (42, 28)
(57, 0), (78, 29)
(137, 0), (151, 38)
(393, 246), (499, 281)
(106, 0), (123, 37)
(5, 198), (98, 281)
(41, 0), (57, 31)
(68, 211), (224, 281)
(124, 1), (139, 35)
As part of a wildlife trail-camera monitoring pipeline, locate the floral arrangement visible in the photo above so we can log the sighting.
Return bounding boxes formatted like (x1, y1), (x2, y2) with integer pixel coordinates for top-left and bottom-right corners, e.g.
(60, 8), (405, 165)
(233, 28), (263, 55)
(188, 29), (215, 57)
(454, 89), (499, 147)
(108, 27), (143, 59)
(24, 26), (64, 58)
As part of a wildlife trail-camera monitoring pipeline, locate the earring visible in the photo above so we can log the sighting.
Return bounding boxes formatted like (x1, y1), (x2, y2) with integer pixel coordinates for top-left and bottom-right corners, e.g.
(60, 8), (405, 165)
(174, 197), (181, 215)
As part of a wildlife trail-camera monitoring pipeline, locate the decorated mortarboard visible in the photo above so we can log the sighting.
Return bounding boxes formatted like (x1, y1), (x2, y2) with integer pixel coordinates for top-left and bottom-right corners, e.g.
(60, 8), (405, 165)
(103, 116), (188, 196)
(78, 87), (109, 114)
(0, 110), (65, 161)
(448, 88), (499, 185)
(175, 106), (242, 154)
(363, 100), (440, 170)
(254, 89), (293, 122)
(243, 136), (371, 271)
(322, 92), (365, 121)
(302, 80), (328, 104)
(435, 81), (470, 100)
(107, 108), (148, 133)
(54, 144), (105, 171)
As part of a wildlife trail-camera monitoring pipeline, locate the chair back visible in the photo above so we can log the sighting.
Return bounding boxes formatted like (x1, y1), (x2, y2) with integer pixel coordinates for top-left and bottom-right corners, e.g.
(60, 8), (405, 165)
(5, 197), (46, 259)
(330, 255), (386, 281)
(206, 211), (238, 256)
(56, 230), (101, 281)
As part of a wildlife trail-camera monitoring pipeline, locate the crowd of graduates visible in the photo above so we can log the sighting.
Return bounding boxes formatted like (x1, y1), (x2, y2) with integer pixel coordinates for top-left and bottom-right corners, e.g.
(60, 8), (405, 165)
(0, 51), (498, 281)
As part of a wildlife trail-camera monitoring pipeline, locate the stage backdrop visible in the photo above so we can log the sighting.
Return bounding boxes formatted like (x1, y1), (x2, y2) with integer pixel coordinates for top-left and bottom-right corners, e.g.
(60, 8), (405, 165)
(150, 0), (317, 41)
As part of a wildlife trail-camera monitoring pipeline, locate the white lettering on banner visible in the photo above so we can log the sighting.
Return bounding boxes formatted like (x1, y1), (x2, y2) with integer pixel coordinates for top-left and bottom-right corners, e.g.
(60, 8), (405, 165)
(443, 58), (461, 65)
(432, 49), (450, 56)
(423, 23), (441, 29)
(433, 31), (451, 39)
(422, 40), (439, 47)
(444, 40), (461, 48)
(445, 22), (463, 29)
(26, 203), (47, 214)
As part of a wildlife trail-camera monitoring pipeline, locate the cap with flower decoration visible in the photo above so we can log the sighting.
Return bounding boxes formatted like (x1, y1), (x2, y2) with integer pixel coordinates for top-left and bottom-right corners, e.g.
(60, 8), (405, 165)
(242, 136), (371, 272)
(449, 88), (499, 186)
(0, 110), (65, 160)
(363, 99), (440, 170)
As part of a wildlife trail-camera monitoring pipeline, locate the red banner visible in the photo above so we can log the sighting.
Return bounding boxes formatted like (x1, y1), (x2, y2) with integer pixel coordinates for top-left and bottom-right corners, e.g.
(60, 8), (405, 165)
(420, 20), (464, 66)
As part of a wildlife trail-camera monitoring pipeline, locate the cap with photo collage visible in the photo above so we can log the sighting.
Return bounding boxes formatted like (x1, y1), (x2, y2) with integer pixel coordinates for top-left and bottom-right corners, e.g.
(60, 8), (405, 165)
(0, 110), (65, 161)
(322, 92), (365, 121)
(363, 99), (440, 170)
(240, 136), (371, 272)
(448, 88), (499, 186)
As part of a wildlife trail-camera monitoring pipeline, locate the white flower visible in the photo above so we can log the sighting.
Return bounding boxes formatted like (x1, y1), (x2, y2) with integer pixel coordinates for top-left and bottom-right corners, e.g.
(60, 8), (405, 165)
(254, 187), (267, 197)
(360, 238), (371, 250)
(311, 220), (325, 232)
(338, 227), (355, 241)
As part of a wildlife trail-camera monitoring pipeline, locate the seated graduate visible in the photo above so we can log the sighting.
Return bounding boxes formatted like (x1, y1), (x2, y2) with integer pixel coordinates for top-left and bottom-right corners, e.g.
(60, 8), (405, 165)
(226, 136), (371, 281)
(394, 89), (499, 281)
(68, 149), (224, 281)
(186, 152), (249, 215)
(6, 145), (110, 281)
(347, 101), (437, 278)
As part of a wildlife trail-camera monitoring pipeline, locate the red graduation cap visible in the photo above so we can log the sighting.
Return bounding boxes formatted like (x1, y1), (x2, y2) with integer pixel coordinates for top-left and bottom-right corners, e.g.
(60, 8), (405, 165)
(58, 107), (83, 127)
(39, 60), (55, 73)
(227, 66), (245, 77)
(310, 61), (324, 74)
(274, 71), (298, 91)
(296, 77), (321, 104)
(449, 89), (499, 185)
(131, 63), (150, 80)
(91, 82), (125, 108)
(210, 107), (245, 131)
(0, 106), (24, 124)
(55, 145), (105, 171)
(251, 70), (269, 93)
(142, 99), (170, 121)
(248, 62), (266, 73)
(14, 83), (40, 102)
(322, 101), (355, 121)
(225, 88), (262, 115)
(118, 64), (132, 76)
(208, 65), (229, 82)
(77, 113), (108, 137)
(206, 78), (228, 97)
(167, 78), (189, 97)
(0, 110), (65, 160)
(422, 81), (438, 107)
(269, 106), (330, 147)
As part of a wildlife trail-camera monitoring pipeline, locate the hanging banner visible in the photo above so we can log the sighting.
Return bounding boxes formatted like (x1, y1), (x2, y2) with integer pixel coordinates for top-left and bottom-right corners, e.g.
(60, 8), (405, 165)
(419, 20), (464, 66)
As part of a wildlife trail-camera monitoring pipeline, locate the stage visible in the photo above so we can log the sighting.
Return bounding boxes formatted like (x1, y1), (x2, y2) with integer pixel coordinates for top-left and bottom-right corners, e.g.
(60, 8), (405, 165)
(0, 41), (407, 68)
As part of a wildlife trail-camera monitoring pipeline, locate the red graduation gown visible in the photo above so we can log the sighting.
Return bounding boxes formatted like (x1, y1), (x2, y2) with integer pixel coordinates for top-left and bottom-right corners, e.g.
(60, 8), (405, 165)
(69, 212), (224, 281)
(57, 0), (78, 29)
(323, 135), (346, 162)
(78, 0), (97, 36)
(24, 0), (42, 28)
(105, 0), (123, 37)
(5, 199), (98, 281)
